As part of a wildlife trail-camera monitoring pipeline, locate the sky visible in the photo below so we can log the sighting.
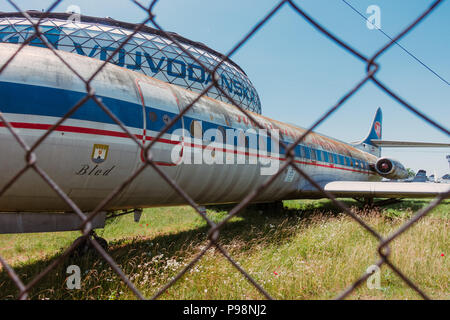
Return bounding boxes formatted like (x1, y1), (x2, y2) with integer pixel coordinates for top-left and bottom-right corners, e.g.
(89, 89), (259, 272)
(1, 0), (449, 176)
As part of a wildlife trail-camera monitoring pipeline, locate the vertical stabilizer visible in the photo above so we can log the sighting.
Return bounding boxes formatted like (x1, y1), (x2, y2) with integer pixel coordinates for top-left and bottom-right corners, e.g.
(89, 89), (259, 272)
(352, 108), (382, 156)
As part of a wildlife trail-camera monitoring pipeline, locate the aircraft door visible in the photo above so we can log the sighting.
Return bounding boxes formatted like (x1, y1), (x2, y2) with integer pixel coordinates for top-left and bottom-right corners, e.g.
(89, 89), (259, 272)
(135, 80), (150, 163)
(135, 79), (184, 165)
(115, 79), (185, 207)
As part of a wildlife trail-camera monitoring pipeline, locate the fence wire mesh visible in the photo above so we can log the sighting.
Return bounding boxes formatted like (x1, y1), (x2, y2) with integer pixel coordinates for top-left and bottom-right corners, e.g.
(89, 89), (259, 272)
(0, 0), (448, 300)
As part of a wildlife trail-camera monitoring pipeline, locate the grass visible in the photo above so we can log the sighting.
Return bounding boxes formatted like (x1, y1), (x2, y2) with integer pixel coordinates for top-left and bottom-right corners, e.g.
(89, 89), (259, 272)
(0, 198), (448, 300)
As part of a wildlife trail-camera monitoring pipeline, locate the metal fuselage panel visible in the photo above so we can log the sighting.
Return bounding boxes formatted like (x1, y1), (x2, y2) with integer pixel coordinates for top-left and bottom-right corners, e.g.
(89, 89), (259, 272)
(0, 44), (379, 212)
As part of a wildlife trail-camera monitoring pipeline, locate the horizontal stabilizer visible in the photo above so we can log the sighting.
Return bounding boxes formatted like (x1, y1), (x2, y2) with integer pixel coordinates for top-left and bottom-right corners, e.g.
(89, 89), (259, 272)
(324, 181), (450, 198)
(370, 140), (450, 148)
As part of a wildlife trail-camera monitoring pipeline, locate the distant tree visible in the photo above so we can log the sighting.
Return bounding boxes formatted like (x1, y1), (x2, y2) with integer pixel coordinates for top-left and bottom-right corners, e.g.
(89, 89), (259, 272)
(406, 168), (416, 178)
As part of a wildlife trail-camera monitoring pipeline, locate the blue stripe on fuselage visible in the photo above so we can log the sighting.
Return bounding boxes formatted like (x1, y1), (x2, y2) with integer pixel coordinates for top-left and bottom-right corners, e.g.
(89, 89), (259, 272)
(0, 80), (143, 128)
(0, 80), (371, 171)
(0, 80), (183, 133)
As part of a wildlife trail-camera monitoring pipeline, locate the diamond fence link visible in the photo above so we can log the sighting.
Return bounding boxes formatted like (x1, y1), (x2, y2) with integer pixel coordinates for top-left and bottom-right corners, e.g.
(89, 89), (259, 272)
(0, 0), (448, 300)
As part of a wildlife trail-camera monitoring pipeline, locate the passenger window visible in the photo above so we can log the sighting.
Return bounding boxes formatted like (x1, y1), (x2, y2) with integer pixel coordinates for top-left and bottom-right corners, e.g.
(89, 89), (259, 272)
(190, 120), (203, 139)
(295, 145), (300, 158)
(300, 145), (306, 158)
(217, 126), (226, 143)
(259, 134), (267, 152)
(307, 147), (312, 159)
(311, 149), (317, 161)
(279, 141), (285, 155)
(163, 114), (171, 125)
(237, 130), (245, 148)
(316, 150), (322, 161)
(148, 111), (157, 122)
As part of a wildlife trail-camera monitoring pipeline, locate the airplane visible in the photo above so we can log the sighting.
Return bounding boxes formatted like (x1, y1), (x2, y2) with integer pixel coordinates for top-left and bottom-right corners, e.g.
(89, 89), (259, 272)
(0, 12), (448, 241)
(412, 170), (428, 183)
(440, 174), (450, 184)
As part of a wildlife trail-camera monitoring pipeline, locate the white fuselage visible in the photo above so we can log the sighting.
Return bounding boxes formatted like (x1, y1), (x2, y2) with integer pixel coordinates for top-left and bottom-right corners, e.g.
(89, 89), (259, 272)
(0, 44), (379, 212)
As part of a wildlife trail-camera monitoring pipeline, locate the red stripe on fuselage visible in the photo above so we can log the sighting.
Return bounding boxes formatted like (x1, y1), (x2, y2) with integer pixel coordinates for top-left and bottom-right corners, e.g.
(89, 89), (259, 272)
(0, 121), (374, 175)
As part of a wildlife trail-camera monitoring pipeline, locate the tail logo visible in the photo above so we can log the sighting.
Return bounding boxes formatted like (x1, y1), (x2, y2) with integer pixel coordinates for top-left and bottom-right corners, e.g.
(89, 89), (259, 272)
(374, 121), (381, 138)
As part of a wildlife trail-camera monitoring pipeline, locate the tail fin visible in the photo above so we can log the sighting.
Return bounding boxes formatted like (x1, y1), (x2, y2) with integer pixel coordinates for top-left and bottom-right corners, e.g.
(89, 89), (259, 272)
(363, 107), (382, 145)
(412, 169), (427, 182)
(351, 107), (382, 156)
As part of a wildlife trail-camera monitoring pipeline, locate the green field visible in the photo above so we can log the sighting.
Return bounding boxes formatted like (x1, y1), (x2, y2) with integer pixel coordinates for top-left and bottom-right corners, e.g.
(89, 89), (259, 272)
(0, 198), (448, 300)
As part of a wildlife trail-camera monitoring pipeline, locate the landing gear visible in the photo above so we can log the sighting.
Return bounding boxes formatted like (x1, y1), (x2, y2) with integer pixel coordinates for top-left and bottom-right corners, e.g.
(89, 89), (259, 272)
(72, 230), (108, 257)
(253, 201), (284, 214)
(353, 197), (373, 206)
(205, 201), (285, 214)
(353, 197), (403, 207)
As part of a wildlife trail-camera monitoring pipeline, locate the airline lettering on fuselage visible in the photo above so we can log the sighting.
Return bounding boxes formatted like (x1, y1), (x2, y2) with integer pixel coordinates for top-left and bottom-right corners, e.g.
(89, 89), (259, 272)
(0, 28), (259, 107)
(75, 44), (257, 104)
(76, 164), (116, 176)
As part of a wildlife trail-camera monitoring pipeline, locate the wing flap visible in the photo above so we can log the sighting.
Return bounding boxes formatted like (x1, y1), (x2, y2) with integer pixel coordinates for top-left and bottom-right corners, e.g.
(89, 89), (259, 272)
(324, 181), (450, 198)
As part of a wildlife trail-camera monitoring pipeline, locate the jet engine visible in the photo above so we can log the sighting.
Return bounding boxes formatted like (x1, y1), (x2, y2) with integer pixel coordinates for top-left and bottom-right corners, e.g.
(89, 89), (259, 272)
(374, 157), (409, 180)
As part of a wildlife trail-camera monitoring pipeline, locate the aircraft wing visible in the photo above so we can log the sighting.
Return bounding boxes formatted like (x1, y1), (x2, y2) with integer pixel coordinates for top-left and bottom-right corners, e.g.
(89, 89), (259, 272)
(369, 140), (450, 148)
(324, 181), (450, 198)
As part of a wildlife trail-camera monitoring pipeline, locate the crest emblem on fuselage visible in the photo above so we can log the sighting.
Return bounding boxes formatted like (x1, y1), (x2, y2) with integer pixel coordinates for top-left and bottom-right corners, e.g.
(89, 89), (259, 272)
(374, 121), (381, 138)
(91, 144), (109, 163)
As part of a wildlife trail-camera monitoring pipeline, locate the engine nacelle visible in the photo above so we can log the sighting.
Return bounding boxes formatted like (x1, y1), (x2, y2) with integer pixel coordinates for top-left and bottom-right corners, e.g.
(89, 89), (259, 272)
(374, 157), (409, 180)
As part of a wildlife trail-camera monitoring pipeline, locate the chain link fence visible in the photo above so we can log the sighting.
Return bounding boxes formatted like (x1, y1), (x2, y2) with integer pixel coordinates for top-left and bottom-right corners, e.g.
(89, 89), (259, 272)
(0, 0), (448, 300)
